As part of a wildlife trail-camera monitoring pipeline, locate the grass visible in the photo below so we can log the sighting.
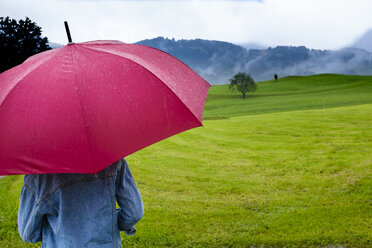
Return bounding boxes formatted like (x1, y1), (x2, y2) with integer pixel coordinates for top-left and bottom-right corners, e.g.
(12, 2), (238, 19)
(0, 176), (33, 247)
(1, 74), (371, 247)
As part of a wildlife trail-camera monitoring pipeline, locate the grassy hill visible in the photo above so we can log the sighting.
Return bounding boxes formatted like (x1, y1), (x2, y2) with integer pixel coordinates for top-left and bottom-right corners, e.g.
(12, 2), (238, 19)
(205, 74), (372, 118)
(1, 74), (371, 247)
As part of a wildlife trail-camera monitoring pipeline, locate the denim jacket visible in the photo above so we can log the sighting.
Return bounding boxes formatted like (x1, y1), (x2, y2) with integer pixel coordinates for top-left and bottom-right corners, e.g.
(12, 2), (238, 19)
(18, 158), (144, 248)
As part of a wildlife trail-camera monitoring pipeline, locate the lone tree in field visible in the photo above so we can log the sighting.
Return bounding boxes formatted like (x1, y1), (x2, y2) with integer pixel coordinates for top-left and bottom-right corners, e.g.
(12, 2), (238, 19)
(229, 72), (257, 99)
(0, 16), (51, 73)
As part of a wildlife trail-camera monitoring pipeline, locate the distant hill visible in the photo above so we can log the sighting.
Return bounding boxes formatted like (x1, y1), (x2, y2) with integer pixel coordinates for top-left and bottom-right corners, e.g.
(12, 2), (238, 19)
(136, 37), (372, 84)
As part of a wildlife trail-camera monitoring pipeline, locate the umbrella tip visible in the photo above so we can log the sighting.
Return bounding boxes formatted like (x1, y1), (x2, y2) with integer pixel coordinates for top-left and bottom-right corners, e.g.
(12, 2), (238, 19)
(64, 21), (73, 44)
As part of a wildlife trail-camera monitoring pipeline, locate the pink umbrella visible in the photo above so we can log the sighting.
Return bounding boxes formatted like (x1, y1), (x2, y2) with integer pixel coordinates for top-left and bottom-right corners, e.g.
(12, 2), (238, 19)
(0, 25), (210, 175)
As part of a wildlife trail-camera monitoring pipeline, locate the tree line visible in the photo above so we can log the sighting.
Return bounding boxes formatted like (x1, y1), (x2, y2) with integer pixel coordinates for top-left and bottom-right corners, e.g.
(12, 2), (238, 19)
(0, 16), (50, 73)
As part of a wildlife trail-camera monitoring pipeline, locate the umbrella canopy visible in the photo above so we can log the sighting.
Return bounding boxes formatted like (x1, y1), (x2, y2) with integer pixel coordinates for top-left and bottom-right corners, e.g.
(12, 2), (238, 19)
(0, 40), (210, 175)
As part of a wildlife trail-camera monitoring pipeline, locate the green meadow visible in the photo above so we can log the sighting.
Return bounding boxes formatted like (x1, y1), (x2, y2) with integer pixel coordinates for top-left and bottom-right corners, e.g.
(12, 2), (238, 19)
(1, 74), (371, 247)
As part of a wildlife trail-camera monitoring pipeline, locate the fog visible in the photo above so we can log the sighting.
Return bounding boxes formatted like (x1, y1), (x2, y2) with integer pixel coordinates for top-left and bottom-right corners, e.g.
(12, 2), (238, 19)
(194, 47), (372, 84)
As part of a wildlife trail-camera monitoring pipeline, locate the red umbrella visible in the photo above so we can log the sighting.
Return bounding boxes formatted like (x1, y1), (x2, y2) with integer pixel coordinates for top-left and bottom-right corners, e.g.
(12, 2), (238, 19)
(0, 29), (210, 175)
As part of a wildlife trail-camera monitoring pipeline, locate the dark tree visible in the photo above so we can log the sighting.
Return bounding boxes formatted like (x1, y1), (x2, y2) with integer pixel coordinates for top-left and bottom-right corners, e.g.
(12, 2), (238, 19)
(0, 16), (51, 73)
(274, 74), (278, 81)
(229, 72), (257, 99)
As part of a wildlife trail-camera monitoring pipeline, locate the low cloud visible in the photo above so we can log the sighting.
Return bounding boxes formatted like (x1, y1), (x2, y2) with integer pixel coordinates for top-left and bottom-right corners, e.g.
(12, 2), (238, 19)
(191, 46), (372, 84)
(1, 0), (371, 50)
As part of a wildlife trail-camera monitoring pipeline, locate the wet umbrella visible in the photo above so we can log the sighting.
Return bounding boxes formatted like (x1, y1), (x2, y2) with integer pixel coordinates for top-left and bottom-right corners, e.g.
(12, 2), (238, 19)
(0, 23), (210, 175)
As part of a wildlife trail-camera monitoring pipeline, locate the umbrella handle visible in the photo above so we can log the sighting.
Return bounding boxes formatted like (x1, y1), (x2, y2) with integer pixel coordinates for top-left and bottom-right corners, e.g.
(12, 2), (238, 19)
(64, 21), (73, 44)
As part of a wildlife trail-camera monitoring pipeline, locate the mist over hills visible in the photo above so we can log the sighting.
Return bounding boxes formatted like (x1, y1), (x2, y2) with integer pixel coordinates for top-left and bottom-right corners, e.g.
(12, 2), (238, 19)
(136, 37), (372, 84)
(350, 28), (372, 52)
(48, 33), (372, 85)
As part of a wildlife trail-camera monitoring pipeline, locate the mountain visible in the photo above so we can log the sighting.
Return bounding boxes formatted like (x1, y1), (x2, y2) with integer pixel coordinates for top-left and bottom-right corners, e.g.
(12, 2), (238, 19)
(136, 37), (372, 84)
(349, 29), (372, 52)
(137, 37), (248, 84)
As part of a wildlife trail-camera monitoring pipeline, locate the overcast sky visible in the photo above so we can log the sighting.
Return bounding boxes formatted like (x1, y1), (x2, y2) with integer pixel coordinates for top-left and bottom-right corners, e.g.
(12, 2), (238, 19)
(1, 0), (371, 50)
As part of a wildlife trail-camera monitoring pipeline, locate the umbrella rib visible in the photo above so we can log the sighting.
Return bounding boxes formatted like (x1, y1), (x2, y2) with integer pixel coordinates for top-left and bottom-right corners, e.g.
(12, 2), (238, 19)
(67, 45), (95, 172)
(0, 49), (57, 108)
(71, 45), (154, 146)
(135, 44), (211, 124)
(78, 44), (203, 125)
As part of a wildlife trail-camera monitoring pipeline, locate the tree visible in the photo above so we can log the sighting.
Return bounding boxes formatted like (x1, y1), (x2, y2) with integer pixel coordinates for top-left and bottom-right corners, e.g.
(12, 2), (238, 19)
(0, 16), (51, 73)
(229, 72), (257, 99)
(274, 74), (278, 81)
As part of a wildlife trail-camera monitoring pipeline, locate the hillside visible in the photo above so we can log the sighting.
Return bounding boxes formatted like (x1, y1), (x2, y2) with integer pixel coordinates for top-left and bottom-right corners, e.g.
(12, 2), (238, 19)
(136, 37), (372, 84)
(205, 74), (372, 117)
(125, 74), (372, 247)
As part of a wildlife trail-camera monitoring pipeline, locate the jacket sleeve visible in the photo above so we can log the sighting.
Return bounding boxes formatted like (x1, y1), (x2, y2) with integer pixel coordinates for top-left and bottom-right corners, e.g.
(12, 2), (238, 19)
(18, 183), (44, 243)
(116, 159), (144, 235)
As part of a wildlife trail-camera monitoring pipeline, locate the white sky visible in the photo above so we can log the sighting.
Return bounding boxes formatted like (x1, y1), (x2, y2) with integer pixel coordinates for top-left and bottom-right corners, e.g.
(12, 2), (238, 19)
(1, 0), (371, 50)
